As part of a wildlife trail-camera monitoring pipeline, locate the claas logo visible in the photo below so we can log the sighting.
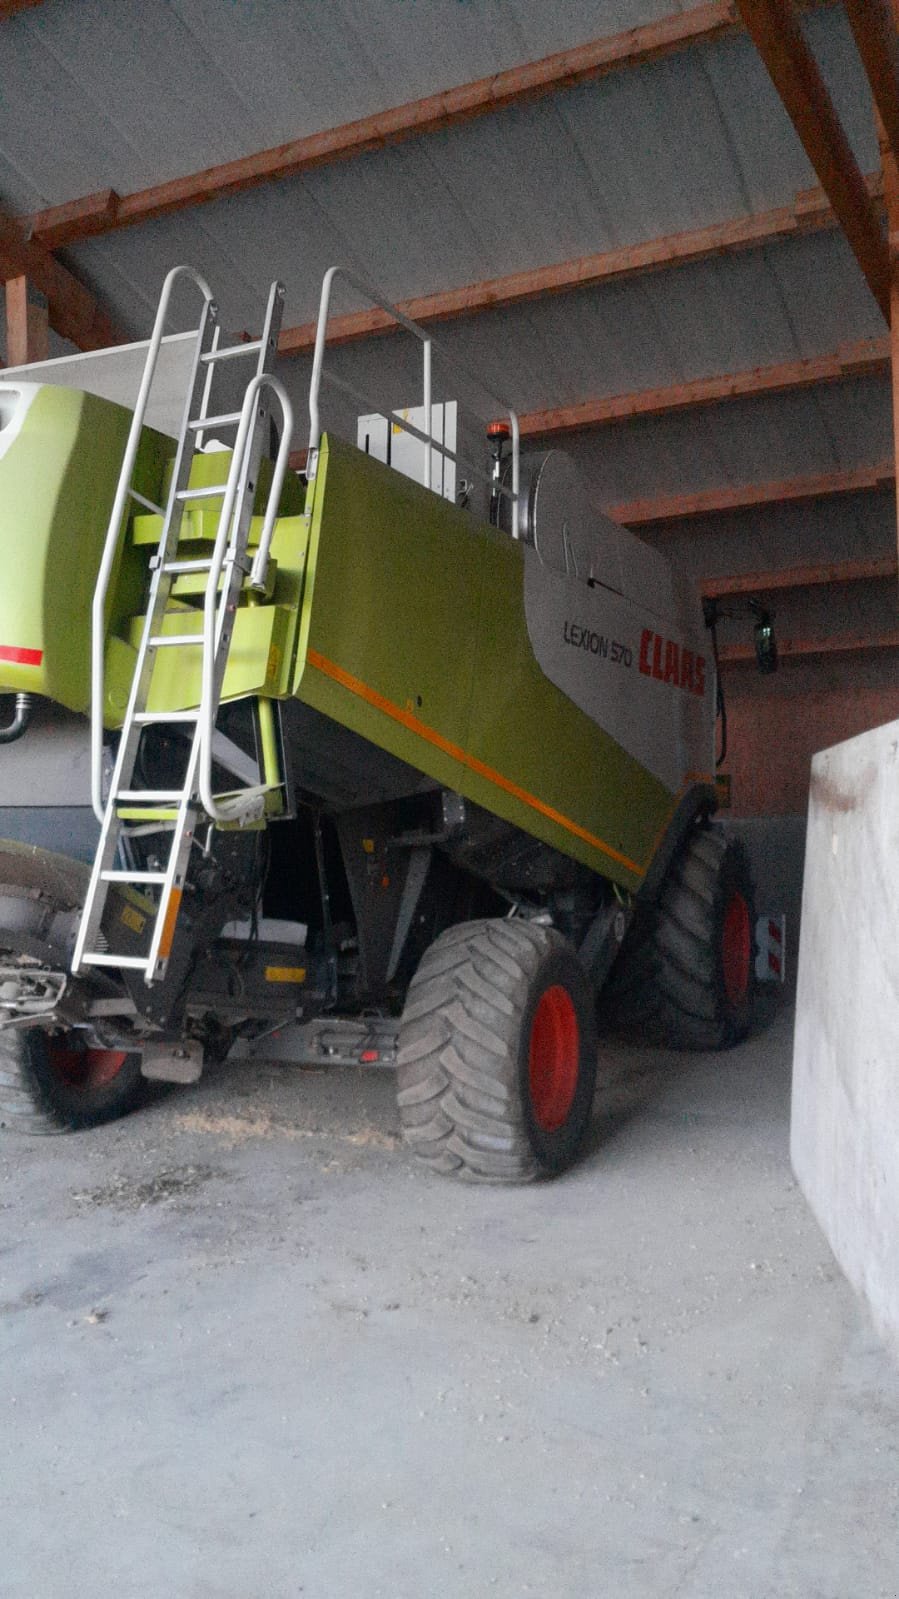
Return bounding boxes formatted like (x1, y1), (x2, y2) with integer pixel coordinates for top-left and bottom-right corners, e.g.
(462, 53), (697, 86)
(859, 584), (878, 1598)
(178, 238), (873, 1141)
(639, 630), (706, 697)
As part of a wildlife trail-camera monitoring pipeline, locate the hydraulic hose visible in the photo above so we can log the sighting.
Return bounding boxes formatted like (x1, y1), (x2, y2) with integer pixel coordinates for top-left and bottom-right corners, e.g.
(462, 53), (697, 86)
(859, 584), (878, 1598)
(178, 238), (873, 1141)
(0, 693), (34, 745)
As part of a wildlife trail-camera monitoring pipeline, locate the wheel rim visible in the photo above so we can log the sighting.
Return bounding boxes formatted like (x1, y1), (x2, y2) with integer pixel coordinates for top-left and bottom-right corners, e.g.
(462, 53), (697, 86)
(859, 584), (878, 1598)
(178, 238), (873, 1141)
(528, 984), (580, 1133)
(46, 1038), (128, 1092)
(721, 891), (751, 1007)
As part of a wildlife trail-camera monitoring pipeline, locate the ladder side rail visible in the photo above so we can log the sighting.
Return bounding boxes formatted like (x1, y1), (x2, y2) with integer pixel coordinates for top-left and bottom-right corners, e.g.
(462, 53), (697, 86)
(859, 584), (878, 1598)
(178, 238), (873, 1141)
(306, 264), (520, 524)
(89, 263), (216, 822)
(197, 374), (294, 824)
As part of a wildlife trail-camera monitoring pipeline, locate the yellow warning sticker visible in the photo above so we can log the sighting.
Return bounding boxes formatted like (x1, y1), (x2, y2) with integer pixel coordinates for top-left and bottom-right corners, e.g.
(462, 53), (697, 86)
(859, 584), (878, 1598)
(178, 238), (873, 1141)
(120, 905), (146, 936)
(265, 966), (306, 984)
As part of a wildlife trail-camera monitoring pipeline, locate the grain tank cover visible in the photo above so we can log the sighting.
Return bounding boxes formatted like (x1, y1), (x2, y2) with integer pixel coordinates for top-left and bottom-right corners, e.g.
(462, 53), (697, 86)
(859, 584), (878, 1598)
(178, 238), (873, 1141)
(0, 383), (169, 713)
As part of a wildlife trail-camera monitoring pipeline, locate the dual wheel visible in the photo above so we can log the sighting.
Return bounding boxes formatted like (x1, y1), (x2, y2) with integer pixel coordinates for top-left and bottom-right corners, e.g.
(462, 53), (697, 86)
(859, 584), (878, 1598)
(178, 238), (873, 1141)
(1, 825), (755, 1176)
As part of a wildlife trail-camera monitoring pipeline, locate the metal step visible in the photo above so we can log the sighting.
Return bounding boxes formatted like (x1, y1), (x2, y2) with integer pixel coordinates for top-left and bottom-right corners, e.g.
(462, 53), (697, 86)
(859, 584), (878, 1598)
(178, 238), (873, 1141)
(79, 953), (152, 972)
(101, 870), (167, 884)
(201, 339), (263, 363)
(116, 790), (186, 803)
(176, 484), (229, 502)
(132, 709), (200, 725)
(163, 558), (214, 574)
(187, 411), (242, 431)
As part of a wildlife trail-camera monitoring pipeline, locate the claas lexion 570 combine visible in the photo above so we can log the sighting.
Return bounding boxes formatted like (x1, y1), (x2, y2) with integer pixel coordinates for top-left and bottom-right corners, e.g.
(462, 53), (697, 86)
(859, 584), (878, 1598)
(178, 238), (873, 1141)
(0, 264), (767, 1182)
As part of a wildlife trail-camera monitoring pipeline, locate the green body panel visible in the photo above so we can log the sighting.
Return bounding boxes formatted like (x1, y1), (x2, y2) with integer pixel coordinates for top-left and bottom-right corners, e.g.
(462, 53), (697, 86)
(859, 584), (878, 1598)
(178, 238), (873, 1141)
(0, 386), (171, 711)
(293, 436), (676, 891)
(0, 385), (681, 892)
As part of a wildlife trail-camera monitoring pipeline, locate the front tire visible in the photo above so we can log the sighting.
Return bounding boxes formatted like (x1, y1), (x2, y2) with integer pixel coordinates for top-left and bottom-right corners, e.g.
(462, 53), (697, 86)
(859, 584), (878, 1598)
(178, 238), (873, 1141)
(601, 823), (756, 1050)
(396, 918), (598, 1183)
(0, 1028), (146, 1134)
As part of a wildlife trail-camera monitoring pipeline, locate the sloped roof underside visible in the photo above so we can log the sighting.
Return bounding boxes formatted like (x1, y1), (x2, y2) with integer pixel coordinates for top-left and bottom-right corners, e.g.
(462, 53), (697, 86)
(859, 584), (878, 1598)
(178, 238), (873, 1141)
(0, 0), (894, 661)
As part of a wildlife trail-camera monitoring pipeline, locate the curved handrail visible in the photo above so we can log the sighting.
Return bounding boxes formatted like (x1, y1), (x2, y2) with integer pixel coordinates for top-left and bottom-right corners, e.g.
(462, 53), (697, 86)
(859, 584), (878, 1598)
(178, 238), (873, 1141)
(90, 263), (215, 822)
(307, 264), (520, 521)
(198, 372), (294, 824)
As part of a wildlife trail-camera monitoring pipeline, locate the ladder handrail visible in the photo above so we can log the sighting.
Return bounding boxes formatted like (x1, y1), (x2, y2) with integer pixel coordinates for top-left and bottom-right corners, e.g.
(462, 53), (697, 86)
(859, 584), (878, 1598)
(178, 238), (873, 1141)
(307, 264), (520, 518)
(90, 263), (215, 823)
(198, 371), (294, 824)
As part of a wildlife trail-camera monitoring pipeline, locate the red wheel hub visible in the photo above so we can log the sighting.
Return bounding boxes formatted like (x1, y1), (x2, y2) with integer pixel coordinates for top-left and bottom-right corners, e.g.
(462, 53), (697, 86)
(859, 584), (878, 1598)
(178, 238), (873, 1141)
(528, 985), (580, 1133)
(721, 891), (751, 1007)
(46, 1039), (128, 1091)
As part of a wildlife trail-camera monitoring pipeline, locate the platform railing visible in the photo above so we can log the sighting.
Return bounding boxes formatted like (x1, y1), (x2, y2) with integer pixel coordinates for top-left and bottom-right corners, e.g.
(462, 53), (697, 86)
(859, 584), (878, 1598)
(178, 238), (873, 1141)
(306, 265), (520, 528)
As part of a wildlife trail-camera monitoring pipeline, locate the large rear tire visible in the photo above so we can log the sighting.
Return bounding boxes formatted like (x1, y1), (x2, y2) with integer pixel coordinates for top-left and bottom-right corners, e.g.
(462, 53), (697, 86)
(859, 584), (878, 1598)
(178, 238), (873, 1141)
(0, 1028), (146, 1134)
(601, 823), (756, 1050)
(396, 918), (598, 1182)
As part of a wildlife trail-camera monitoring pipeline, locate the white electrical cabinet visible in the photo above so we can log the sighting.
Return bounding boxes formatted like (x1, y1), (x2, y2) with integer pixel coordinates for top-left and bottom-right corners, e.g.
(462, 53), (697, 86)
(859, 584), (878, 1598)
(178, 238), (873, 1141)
(357, 401), (457, 502)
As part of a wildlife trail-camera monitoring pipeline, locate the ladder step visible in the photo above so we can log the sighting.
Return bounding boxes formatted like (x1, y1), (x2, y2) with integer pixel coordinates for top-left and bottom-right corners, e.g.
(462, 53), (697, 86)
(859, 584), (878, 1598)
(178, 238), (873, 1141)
(149, 634), (203, 648)
(133, 710), (200, 725)
(188, 411), (242, 430)
(129, 488), (165, 515)
(201, 340), (262, 364)
(80, 954), (152, 972)
(116, 790), (186, 803)
(164, 558), (214, 574)
(101, 870), (167, 884)
(176, 485), (230, 502)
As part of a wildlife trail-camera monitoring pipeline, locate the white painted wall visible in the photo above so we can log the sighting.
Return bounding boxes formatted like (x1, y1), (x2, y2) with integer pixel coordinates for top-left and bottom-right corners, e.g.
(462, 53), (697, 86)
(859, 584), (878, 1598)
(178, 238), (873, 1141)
(791, 718), (899, 1360)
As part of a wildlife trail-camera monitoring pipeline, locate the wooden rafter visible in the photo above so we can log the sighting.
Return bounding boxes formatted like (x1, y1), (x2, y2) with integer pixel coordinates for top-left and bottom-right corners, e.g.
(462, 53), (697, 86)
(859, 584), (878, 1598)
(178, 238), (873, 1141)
(611, 460), (895, 526)
(700, 555), (897, 598)
(26, 3), (838, 251)
(0, 205), (125, 352)
(735, 0), (890, 320)
(718, 630), (899, 662)
(286, 341), (889, 472)
(517, 338), (890, 438)
(276, 175), (881, 358)
(844, 2), (899, 171)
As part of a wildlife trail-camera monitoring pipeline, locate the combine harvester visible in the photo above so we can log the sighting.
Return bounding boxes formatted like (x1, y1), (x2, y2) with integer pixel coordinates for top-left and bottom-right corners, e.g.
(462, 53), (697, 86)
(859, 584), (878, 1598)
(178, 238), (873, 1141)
(0, 265), (763, 1181)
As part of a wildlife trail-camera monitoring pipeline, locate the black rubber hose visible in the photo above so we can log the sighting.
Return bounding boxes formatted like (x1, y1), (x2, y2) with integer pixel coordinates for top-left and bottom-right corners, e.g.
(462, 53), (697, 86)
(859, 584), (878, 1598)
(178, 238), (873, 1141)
(0, 692), (34, 745)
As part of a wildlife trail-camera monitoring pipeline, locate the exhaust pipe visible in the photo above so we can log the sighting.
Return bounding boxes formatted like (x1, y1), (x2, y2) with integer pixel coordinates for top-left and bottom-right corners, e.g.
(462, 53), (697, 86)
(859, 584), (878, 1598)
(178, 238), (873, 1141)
(0, 692), (34, 745)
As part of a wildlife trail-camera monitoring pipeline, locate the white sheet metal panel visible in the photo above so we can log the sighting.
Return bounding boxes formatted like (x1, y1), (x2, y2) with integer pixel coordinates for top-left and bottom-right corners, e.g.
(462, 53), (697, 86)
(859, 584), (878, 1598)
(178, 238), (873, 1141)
(0, 331), (244, 437)
(523, 545), (713, 792)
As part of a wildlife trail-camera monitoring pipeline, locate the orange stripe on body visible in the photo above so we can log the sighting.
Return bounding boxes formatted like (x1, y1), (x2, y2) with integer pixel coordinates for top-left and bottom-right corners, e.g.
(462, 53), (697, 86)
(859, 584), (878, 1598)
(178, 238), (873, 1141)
(158, 887), (183, 962)
(306, 647), (647, 877)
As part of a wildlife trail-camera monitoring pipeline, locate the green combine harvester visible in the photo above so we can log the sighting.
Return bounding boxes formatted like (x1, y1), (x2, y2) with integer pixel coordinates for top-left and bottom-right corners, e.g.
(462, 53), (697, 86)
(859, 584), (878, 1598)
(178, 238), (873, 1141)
(0, 265), (759, 1181)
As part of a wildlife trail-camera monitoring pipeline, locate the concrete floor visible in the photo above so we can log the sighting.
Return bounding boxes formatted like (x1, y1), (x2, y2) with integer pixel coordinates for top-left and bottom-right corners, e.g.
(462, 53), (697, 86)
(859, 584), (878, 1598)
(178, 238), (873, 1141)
(2, 1001), (898, 1599)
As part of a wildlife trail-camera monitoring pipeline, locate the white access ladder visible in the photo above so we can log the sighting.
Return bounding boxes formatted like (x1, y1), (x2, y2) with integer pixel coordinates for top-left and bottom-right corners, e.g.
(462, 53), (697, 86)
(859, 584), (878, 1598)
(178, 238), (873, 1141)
(72, 265), (294, 987)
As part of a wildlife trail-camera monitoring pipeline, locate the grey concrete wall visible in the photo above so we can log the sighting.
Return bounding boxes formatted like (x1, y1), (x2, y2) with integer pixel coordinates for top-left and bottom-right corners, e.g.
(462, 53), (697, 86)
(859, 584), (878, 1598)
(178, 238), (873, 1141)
(791, 718), (899, 1361)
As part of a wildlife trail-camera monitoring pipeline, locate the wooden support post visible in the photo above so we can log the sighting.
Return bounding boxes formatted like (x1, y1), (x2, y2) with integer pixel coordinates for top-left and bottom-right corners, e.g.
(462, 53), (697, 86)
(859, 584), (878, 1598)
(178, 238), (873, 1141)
(5, 275), (48, 366)
(878, 109), (899, 568)
(736, 0), (891, 319)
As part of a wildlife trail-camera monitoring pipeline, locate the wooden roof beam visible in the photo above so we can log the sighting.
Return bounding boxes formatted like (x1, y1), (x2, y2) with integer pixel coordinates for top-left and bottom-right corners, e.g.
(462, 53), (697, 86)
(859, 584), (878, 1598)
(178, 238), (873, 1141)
(277, 174), (882, 358)
(718, 629), (899, 662)
(735, 0), (890, 320)
(844, 1), (899, 172)
(0, 205), (126, 351)
(611, 460), (895, 526)
(518, 337), (890, 438)
(700, 555), (897, 598)
(27, 2), (838, 251)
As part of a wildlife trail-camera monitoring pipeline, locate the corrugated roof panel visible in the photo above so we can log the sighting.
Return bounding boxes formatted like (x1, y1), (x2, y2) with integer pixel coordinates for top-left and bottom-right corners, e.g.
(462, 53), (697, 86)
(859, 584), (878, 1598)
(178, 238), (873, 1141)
(558, 378), (893, 503)
(650, 493), (897, 581)
(0, 0), (727, 212)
